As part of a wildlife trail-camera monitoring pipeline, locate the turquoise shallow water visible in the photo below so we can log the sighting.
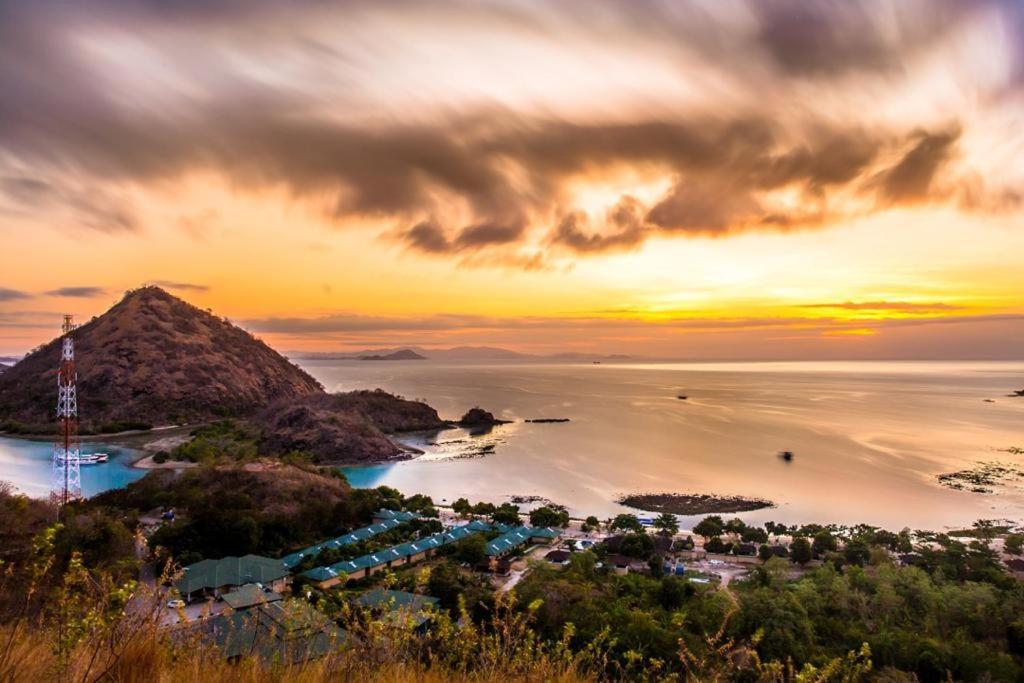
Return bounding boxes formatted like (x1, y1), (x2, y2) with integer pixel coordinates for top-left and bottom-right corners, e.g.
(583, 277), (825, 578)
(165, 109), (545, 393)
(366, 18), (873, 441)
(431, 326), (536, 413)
(0, 436), (145, 498)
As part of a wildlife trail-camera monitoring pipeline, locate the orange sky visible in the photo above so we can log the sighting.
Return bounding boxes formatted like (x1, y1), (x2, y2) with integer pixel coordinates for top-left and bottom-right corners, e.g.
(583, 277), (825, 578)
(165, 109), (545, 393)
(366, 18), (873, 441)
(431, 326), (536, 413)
(2, 1), (1023, 358)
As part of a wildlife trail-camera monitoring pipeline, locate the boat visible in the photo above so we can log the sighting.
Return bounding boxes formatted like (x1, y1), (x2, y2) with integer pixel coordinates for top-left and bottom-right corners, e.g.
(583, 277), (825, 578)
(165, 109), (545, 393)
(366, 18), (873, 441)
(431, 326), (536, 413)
(55, 452), (109, 465)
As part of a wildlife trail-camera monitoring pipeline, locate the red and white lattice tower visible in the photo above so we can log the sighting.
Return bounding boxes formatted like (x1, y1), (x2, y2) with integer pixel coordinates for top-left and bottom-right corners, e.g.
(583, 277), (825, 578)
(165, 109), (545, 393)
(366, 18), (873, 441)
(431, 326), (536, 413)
(50, 314), (81, 505)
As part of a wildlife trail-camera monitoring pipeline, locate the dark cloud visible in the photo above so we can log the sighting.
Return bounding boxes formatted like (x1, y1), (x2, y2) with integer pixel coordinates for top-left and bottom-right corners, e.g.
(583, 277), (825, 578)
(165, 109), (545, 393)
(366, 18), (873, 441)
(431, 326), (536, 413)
(551, 197), (647, 252)
(45, 286), (106, 298)
(0, 0), (1018, 262)
(874, 130), (960, 204)
(0, 288), (31, 302)
(152, 280), (210, 292)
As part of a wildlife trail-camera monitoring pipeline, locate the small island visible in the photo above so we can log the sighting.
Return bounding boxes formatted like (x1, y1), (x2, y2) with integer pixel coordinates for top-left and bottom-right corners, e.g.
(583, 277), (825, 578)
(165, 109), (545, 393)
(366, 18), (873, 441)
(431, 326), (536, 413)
(359, 349), (427, 361)
(525, 418), (571, 423)
(617, 492), (775, 515)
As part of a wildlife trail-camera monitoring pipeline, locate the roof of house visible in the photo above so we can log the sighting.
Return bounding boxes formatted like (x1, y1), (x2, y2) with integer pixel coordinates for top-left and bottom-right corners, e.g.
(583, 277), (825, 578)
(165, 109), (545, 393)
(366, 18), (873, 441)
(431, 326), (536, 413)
(545, 549), (572, 563)
(355, 589), (439, 611)
(280, 513), (414, 569)
(201, 599), (346, 662)
(222, 584), (283, 610)
(302, 523), (486, 582)
(485, 526), (561, 557)
(373, 509), (421, 523)
(175, 555), (289, 595)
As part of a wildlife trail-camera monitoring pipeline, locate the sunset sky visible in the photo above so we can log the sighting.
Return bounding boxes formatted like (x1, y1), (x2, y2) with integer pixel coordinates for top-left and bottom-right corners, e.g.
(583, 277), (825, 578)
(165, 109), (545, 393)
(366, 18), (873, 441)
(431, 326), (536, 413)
(2, 0), (1023, 358)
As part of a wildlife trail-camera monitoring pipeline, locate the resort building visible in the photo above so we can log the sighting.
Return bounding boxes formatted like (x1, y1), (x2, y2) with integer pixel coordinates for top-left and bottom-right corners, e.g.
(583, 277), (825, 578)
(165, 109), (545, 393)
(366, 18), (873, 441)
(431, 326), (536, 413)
(372, 509), (420, 524)
(302, 524), (483, 588)
(485, 526), (561, 557)
(355, 589), (440, 630)
(196, 598), (346, 663)
(175, 555), (290, 603)
(221, 583), (283, 611)
(280, 510), (419, 570)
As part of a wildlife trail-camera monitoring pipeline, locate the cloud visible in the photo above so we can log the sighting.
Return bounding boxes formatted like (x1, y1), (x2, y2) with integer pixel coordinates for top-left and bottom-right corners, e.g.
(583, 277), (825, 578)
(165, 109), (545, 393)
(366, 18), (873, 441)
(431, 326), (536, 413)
(152, 281), (210, 293)
(0, 0), (1019, 263)
(800, 301), (963, 312)
(45, 286), (106, 298)
(873, 129), (960, 204)
(0, 288), (31, 302)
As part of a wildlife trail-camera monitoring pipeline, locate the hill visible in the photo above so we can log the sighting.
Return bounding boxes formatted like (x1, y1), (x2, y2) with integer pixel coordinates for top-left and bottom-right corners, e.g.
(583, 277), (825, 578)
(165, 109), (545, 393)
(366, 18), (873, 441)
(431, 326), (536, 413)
(258, 390), (448, 463)
(0, 287), (323, 431)
(358, 349), (427, 361)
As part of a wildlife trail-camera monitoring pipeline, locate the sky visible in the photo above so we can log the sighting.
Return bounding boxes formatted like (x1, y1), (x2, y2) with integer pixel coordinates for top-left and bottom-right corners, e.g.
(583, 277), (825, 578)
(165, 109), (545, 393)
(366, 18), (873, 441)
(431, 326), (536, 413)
(1, 0), (1023, 359)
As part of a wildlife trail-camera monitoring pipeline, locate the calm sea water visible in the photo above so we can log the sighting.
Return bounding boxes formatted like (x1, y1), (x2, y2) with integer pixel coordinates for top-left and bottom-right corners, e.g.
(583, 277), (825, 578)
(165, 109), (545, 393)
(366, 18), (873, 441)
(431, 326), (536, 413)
(1, 361), (1021, 530)
(0, 436), (144, 498)
(298, 359), (1024, 530)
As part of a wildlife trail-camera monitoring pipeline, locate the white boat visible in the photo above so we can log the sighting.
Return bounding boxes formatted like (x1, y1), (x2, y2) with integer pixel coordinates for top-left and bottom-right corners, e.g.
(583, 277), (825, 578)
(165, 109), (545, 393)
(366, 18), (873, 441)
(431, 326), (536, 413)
(55, 452), (109, 465)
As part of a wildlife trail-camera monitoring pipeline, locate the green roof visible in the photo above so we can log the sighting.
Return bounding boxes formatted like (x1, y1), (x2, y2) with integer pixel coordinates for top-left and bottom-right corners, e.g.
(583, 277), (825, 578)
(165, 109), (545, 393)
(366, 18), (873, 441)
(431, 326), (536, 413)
(486, 526), (561, 556)
(201, 599), (347, 662)
(222, 584), (283, 610)
(356, 589), (439, 611)
(281, 512), (415, 569)
(176, 555), (289, 595)
(302, 523), (485, 581)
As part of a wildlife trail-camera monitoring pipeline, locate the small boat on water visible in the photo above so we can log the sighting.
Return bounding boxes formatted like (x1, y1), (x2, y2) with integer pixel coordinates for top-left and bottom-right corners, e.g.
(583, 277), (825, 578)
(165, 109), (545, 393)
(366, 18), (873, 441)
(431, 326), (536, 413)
(56, 452), (109, 465)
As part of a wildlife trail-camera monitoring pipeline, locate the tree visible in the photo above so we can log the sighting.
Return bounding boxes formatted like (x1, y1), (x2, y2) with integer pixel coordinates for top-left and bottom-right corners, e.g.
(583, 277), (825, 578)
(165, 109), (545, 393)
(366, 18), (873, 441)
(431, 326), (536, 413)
(1005, 534), (1024, 555)
(742, 527), (769, 544)
(705, 536), (728, 554)
(693, 515), (724, 539)
(472, 501), (496, 516)
(610, 514), (644, 534)
(451, 498), (472, 516)
(585, 515), (601, 529)
(653, 512), (680, 537)
(812, 530), (837, 557)
(790, 537), (812, 565)
(724, 517), (747, 536)
(843, 540), (870, 567)
(453, 535), (487, 565)
(758, 544), (773, 563)
(491, 503), (521, 525)
(619, 532), (655, 558)
(530, 506), (569, 528)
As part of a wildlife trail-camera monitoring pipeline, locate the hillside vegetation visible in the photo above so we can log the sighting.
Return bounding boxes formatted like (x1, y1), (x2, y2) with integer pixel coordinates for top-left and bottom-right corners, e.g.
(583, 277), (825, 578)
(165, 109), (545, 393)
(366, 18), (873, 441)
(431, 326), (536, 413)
(0, 286), (322, 431)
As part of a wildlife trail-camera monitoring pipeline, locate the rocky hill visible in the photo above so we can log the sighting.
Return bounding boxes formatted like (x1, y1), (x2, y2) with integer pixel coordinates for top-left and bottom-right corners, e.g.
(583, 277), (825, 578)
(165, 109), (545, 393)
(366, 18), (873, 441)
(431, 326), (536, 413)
(258, 390), (447, 463)
(0, 287), (323, 431)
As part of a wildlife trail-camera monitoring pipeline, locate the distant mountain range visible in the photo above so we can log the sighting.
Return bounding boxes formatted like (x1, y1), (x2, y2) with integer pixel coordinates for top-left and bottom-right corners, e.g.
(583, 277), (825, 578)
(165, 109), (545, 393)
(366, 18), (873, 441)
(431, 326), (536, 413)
(358, 349), (427, 361)
(292, 346), (633, 361)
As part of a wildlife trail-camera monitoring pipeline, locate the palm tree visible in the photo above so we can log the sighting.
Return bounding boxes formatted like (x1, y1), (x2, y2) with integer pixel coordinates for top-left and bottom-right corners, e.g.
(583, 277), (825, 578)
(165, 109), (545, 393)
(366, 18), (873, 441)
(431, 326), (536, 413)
(653, 512), (680, 537)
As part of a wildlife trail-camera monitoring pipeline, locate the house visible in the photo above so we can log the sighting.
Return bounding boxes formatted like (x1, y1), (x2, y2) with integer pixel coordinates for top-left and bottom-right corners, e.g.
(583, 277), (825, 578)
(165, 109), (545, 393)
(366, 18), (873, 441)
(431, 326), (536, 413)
(302, 524), (486, 588)
(221, 584), (282, 611)
(605, 554), (632, 575)
(545, 549), (572, 564)
(355, 589), (440, 631)
(196, 599), (346, 663)
(736, 543), (758, 556)
(280, 513), (417, 570)
(485, 526), (562, 558)
(372, 509), (420, 525)
(175, 555), (290, 603)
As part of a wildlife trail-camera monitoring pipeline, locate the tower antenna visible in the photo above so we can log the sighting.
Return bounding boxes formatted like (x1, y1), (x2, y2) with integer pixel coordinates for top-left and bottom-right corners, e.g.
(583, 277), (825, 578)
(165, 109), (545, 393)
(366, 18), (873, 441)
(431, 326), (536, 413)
(50, 314), (81, 506)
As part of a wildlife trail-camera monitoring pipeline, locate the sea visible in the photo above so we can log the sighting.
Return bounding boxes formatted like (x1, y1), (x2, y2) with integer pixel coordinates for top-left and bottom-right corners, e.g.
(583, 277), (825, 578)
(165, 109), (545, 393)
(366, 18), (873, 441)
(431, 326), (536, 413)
(0, 436), (144, 499)
(1, 360), (1022, 530)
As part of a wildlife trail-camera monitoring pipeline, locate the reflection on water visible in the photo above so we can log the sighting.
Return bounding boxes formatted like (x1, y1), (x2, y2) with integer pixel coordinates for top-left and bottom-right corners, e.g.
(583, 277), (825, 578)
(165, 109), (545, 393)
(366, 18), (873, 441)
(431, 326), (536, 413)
(322, 360), (1024, 529)
(0, 436), (145, 498)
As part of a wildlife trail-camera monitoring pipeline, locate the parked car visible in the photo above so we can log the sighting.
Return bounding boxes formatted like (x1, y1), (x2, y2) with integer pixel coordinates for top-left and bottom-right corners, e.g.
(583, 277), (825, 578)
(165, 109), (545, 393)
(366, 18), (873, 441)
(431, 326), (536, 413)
(167, 599), (185, 609)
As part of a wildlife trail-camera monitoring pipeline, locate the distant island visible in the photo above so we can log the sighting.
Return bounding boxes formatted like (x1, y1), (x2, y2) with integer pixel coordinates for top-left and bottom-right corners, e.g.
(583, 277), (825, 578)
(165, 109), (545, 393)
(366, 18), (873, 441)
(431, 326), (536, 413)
(618, 492), (775, 515)
(359, 349), (427, 361)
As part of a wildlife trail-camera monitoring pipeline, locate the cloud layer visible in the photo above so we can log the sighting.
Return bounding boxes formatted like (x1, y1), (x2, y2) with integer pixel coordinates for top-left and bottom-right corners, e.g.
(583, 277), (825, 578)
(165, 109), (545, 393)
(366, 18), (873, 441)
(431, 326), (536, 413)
(0, 0), (1021, 265)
